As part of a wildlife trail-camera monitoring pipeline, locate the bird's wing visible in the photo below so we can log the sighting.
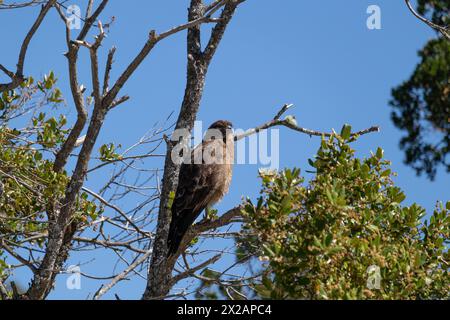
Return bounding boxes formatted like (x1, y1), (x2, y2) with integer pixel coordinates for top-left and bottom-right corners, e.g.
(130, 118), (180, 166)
(171, 162), (213, 219)
(168, 141), (216, 255)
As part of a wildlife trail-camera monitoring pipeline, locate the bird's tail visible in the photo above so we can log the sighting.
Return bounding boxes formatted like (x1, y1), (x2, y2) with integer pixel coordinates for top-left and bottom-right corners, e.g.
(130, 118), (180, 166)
(167, 228), (182, 257)
(167, 207), (202, 257)
(167, 220), (190, 257)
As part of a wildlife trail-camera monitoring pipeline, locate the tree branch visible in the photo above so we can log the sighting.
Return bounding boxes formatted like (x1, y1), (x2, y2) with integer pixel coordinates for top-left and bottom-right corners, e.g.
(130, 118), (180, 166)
(0, 279), (8, 300)
(0, 0), (57, 92)
(77, 0), (109, 41)
(171, 254), (222, 285)
(103, 12), (221, 108)
(143, 0), (246, 300)
(235, 104), (380, 141)
(93, 249), (152, 300)
(103, 47), (116, 96)
(203, 0), (245, 63)
(0, 240), (37, 274)
(26, 1), (230, 300)
(53, 3), (89, 172)
(81, 187), (151, 238)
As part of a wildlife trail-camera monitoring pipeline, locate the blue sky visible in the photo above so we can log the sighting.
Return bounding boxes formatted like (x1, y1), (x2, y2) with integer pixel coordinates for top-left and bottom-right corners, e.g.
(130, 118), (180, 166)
(1, 0), (448, 299)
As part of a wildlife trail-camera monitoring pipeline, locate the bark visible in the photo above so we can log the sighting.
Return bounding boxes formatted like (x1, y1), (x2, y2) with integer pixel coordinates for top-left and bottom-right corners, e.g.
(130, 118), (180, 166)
(143, 0), (240, 299)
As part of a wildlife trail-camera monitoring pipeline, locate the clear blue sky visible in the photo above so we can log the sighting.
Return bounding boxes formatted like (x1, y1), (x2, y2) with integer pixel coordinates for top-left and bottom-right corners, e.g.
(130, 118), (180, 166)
(1, 0), (448, 299)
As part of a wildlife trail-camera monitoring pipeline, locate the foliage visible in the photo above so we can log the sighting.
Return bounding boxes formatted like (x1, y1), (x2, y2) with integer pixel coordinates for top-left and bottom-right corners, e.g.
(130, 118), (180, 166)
(417, 0), (449, 26)
(0, 74), (102, 284)
(390, 0), (449, 180)
(99, 143), (122, 162)
(238, 126), (449, 299)
(390, 38), (450, 180)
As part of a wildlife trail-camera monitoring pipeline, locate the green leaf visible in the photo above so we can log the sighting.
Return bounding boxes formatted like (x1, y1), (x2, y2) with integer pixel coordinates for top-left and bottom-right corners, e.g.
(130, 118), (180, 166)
(324, 234), (333, 247)
(376, 147), (384, 160)
(340, 124), (352, 140)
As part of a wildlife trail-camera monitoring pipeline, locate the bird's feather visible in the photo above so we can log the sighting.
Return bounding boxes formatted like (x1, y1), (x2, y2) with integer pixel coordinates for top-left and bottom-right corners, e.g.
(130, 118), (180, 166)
(167, 132), (234, 256)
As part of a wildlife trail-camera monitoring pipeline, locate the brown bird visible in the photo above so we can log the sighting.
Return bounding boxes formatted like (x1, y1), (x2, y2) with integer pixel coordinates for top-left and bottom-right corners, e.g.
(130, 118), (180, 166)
(167, 120), (234, 256)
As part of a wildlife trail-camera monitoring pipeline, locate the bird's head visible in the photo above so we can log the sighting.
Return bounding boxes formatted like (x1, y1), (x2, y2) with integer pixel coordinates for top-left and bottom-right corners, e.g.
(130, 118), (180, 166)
(206, 120), (234, 142)
(208, 120), (233, 131)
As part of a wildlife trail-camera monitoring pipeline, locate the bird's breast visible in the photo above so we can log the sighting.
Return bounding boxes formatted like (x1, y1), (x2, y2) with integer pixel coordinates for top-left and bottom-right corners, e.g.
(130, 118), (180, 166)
(208, 137), (234, 205)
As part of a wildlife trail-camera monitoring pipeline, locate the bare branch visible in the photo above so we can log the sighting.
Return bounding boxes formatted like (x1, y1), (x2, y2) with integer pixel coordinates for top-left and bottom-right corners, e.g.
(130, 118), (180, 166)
(168, 206), (243, 262)
(203, 0), (245, 63)
(0, 1), (46, 10)
(73, 236), (148, 254)
(103, 47), (117, 96)
(77, 0), (109, 41)
(0, 279), (8, 300)
(235, 104), (380, 141)
(93, 249), (152, 300)
(85, 0), (95, 20)
(0, 240), (37, 274)
(26, 18), (113, 295)
(171, 254), (222, 285)
(89, 22), (106, 104)
(0, 0), (57, 92)
(53, 3), (88, 172)
(81, 187), (151, 238)
(109, 95), (130, 110)
(103, 13), (222, 108)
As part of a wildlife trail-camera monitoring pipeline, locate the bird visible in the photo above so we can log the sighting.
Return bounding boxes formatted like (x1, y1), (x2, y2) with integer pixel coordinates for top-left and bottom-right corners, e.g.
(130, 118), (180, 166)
(167, 120), (235, 257)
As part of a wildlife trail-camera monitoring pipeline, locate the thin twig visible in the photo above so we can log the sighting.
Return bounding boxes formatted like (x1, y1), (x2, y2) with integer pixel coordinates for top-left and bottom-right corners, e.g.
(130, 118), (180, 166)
(81, 187), (151, 238)
(93, 249), (152, 300)
(0, 0), (57, 92)
(171, 254), (222, 285)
